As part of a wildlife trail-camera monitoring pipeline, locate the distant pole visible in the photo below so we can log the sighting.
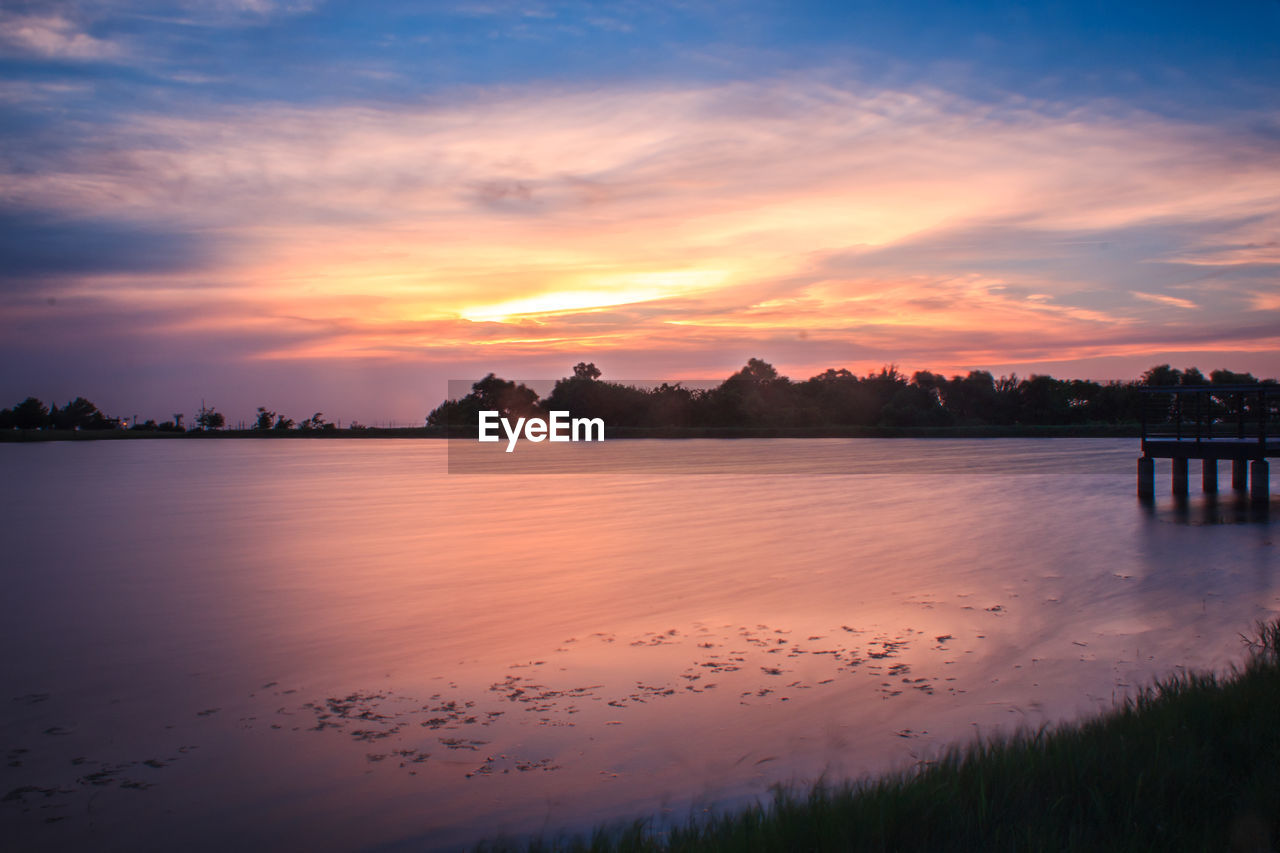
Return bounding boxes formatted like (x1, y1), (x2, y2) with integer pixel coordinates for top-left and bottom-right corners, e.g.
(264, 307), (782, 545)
(1261, 389), (1268, 449)
(1194, 391), (1201, 443)
(1140, 395), (1147, 455)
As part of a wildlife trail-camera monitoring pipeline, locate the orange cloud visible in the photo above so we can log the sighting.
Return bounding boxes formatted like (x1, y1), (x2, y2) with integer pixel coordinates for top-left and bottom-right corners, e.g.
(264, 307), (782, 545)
(8, 77), (1280, 374)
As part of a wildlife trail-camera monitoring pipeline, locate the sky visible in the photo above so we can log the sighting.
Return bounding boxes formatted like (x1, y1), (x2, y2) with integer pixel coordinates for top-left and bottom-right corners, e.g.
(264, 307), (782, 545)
(2, 1), (1279, 425)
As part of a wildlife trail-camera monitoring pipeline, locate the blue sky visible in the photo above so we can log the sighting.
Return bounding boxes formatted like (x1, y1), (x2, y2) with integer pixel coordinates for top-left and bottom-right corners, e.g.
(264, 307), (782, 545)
(2, 1), (1278, 423)
(6, 2), (1276, 106)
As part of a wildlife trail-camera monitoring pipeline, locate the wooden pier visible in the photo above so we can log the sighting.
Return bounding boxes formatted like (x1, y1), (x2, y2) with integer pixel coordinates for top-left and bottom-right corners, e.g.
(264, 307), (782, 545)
(1138, 384), (1278, 501)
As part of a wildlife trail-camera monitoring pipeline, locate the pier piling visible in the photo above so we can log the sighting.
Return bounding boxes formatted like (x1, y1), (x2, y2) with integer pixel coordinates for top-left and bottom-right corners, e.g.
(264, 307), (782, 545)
(1201, 458), (1218, 493)
(1252, 460), (1270, 504)
(1137, 384), (1276, 502)
(1172, 458), (1189, 496)
(1137, 457), (1154, 500)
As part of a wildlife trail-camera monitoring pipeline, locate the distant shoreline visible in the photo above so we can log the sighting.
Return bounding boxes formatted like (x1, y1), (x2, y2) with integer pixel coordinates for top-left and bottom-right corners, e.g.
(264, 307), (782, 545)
(0, 424), (1142, 442)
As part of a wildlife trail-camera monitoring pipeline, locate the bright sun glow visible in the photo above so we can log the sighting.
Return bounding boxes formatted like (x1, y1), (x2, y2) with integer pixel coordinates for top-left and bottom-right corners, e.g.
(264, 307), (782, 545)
(460, 270), (727, 322)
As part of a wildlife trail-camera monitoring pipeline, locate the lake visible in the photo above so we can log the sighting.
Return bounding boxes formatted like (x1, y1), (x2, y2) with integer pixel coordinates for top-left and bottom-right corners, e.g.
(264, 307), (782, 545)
(1, 438), (1276, 851)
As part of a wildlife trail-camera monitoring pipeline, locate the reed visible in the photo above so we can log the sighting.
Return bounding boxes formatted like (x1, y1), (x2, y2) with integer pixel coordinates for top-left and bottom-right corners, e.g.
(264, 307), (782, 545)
(481, 619), (1280, 852)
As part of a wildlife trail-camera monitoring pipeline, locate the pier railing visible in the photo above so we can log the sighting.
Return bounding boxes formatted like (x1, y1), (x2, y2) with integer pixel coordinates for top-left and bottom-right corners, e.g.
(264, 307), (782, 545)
(1138, 384), (1279, 449)
(1136, 384), (1278, 501)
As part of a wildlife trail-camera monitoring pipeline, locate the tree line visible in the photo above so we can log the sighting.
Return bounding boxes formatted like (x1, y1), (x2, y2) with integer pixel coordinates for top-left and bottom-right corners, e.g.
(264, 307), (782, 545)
(427, 360), (1277, 431)
(0, 397), (125, 431)
(0, 397), (350, 432)
(4, 360), (1274, 434)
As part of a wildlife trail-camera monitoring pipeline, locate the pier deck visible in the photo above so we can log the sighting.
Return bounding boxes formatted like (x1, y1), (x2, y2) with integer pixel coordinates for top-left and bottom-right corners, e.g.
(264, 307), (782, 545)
(1141, 438), (1280, 460)
(1137, 384), (1277, 501)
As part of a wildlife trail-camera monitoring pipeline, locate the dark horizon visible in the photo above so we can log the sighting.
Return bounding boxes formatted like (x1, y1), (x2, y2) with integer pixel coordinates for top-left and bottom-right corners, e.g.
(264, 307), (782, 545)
(4, 3), (1280, 424)
(5, 359), (1276, 435)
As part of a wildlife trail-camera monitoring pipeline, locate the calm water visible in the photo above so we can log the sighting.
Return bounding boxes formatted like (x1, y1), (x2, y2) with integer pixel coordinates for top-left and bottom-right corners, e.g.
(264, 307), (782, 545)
(1, 439), (1276, 851)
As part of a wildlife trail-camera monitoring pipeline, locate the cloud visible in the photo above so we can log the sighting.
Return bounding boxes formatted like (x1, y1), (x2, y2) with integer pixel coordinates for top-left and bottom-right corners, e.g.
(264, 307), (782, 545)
(0, 209), (218, 289)
(4, 75), (1279, 403)
(1132, 291), (1197, 310)
(201, 0), (316, 15)
(12, 78), (1280, 238)
(114, 0), (318, 27)
(0, 11), (123, 60)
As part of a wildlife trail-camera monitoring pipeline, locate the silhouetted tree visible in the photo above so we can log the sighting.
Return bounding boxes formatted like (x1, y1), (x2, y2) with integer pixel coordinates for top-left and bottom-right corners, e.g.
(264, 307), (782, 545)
(911, 370), (946, 401)
(63, 397), (115, 429)
(1208, 369), (1267, 421)
(1142, 364), (1182, 386)
(937, 371), (997, 424)
(410, 360), (1276, 433)
(705, 359), (800, 426)
(543, 364), (652, 427)
(573, 362), (602, 381)
(1181, 367), (1207, 386)
(729, 358), (779, 385)
(297, 412), (334, 431)
(426, 374), (540, 429)
(797, 368), (881, 425)
(881, 382), (947, 427)
(195, 403), (225, 431)
(11, 397), (49, 429)
(1017, 375), (1071, 424)
(642, 383), (698, 428)
(253, 408), (276, 430)
(1210, 369), (1258, 386)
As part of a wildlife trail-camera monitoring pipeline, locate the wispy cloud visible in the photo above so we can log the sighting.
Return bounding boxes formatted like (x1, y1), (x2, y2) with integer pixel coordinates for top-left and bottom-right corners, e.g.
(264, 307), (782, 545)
(0, 11), (123, 60)
(1132, 291), (1197, 310)
(3, 74), (1279, 414)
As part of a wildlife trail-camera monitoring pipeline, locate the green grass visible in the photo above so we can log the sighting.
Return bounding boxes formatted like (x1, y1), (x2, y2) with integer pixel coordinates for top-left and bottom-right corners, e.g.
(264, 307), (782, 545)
(480, 621), (1280, 853)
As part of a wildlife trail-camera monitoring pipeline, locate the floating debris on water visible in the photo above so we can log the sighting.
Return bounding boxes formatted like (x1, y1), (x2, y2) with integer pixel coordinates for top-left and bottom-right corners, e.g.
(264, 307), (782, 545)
(2, 617), (1019, 834)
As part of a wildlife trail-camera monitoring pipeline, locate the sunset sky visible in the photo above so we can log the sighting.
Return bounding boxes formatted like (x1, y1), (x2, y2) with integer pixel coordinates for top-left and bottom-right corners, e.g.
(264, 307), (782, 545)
(3, 1), (1279, 424)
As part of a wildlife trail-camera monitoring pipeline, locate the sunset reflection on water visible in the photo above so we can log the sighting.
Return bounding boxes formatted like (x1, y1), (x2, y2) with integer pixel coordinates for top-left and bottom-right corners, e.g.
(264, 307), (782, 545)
(1, 439), (1276, 850)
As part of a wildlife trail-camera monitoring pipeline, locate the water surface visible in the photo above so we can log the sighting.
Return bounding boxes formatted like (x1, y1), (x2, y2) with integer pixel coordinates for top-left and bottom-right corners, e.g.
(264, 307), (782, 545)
(1, 439), (1276, 850)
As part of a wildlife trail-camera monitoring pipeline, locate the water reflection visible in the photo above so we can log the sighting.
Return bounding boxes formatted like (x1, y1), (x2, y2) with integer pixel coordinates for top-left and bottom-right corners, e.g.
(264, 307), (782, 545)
(1140, 490), (1273, 526)
(0, 439), (1275, 851)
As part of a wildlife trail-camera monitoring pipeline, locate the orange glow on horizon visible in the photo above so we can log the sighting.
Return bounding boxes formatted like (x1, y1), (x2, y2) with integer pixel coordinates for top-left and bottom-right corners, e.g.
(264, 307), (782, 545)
(12, 79), (1280, 380)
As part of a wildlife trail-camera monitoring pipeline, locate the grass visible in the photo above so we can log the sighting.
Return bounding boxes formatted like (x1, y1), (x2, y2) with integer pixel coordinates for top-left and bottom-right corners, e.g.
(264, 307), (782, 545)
(479, 621), (1280, 853)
